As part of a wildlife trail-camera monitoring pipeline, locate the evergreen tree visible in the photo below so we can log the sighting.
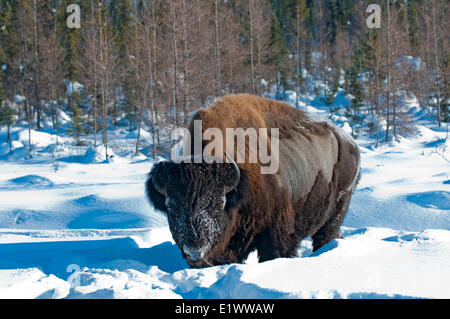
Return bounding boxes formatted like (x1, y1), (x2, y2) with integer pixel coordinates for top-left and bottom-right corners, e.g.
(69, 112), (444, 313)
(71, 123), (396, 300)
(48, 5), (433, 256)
(407, 1), (420, 56)
(345, 63), (365, 137)
(268, 11), (290, 98)
(0, 45), (6, 105)
(58, 0), (84, 84)
(0, 0), (19, 100)
(324, 66), (340, 106)
(0, 104), (16, 154)
(108, 0), (133, 123)
(67, 92), (87, 146)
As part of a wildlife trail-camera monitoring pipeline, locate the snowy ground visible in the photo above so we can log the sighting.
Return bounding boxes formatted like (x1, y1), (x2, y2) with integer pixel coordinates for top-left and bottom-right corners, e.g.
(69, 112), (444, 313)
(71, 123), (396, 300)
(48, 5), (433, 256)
(0, 101), (449, 299)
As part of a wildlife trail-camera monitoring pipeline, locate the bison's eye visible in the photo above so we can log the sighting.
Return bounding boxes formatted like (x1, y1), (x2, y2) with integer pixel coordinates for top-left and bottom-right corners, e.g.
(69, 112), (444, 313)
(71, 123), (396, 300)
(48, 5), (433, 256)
(165, 197), (176, 210)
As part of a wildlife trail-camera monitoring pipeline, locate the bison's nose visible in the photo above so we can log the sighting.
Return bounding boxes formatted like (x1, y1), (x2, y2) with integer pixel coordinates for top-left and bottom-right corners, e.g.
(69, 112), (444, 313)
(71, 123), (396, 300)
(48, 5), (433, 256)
(182, 244), (204, 261)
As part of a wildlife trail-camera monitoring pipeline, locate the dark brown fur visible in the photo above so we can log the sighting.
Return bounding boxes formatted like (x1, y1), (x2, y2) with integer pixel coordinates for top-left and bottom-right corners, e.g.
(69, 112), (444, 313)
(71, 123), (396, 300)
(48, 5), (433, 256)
(146, 94), (360, 267)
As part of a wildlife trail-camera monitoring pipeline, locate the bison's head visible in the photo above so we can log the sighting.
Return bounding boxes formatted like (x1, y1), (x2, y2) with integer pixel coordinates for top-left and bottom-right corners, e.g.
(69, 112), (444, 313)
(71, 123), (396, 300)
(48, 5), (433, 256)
(145, 155), (250, 268)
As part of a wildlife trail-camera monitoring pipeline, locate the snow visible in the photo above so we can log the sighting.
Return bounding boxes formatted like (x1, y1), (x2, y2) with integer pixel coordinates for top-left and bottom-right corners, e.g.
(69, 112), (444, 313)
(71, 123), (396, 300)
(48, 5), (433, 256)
(0, 93), (449, 299)
(14, 95), (25, 103)
(396, 56), (425, 72)
(0, 268), (70, 299)
(64, 80), (84, 97)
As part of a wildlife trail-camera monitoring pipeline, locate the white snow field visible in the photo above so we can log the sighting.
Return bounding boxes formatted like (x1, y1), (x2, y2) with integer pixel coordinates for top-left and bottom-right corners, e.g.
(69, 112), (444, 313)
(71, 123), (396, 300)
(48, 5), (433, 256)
(0, 103), (449, 299)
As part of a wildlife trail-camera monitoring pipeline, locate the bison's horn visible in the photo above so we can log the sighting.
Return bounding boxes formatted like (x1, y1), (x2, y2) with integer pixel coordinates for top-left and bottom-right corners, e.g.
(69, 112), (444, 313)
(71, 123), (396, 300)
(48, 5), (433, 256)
(224, 152), (240, 194)
(152, 173), (167, 196)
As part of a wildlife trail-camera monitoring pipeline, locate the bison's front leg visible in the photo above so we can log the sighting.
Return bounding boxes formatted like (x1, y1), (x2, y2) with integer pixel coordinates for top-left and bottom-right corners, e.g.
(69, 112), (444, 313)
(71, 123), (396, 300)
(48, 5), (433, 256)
(311, 191), (351, 252)
(255, 227), (299, 262)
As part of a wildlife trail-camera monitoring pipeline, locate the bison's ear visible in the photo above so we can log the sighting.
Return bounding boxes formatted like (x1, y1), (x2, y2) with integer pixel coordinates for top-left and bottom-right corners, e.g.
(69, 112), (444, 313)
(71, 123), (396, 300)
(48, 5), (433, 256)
(145, 161), (173, 213)
(224, 169), (251, 213)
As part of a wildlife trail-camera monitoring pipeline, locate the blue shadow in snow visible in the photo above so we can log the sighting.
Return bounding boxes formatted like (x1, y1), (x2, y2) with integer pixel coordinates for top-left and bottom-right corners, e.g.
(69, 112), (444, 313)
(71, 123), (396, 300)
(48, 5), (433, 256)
(309, 240), (339, 257)
(406, 191), (450, 210)
(181, 266), (292, 299)
(0, 237), (188, 279)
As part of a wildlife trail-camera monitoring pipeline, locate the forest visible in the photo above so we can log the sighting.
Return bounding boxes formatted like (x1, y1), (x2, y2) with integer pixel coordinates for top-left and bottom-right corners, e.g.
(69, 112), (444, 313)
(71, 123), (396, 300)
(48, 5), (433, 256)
(0, 0), (448, 158)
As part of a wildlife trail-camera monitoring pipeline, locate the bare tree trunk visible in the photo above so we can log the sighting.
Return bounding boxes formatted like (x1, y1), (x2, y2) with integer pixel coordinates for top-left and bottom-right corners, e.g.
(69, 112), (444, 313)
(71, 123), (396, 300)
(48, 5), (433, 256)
(295, 2), (301, 108)
(375, 56), (381, 148)
(26, 100), (32, 153)
(32, 0), (41, 130)
(171, 2), (178, 127)
(432, 0), (442, 126)
(385, 0), (391, 141)
(249, 0), (256, 94)
(51, 1), (59, 145)
(214, 0), (222, 95)
(135, 105), (144, 156)
(182, 0), (190, 125)
(424, 3), (431, 115)
(99, 5), (108, 159)
(7, 124), (11, 154)
(256, 35), (262, 96)
(392, 76), (398, 138)
(133, 5), (141, 157)
(151, 2), (160, 149)
(225, 19), (234, 94)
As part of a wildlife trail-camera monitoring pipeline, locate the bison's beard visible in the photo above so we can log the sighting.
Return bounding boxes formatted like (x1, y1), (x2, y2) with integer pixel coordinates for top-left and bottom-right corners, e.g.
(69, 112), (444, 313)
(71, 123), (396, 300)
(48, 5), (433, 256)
(169, 214), (231, 268)
(185, 257), (214, 268)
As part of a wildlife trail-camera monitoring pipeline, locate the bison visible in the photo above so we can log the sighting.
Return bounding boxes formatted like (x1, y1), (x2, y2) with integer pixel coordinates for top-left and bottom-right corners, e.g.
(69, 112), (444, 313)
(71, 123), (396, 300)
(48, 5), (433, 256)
(146, 94), (360, 268)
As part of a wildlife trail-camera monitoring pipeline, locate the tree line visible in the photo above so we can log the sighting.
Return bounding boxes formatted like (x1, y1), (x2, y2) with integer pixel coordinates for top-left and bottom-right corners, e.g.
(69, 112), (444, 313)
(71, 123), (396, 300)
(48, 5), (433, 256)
(0, 0), (448, 158)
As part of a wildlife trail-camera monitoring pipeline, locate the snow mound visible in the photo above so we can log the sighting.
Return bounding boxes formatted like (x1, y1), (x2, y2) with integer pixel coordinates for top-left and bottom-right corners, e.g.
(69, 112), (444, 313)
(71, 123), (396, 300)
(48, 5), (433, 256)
(0, 268), (70, 299)
(13, 130), (57, 148)
(8, 175), (53, 187)
(0, 141), (24, 155)
(82, 146), (125, 164)
(125, 129), (151, 141)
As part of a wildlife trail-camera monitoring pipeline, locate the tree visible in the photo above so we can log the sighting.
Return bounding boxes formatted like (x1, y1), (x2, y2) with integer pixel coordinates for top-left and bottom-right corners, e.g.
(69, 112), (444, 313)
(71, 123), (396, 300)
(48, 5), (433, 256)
(214, 0), (222, 95)
(0, 104), (16, 154)
(345, 63), (364, 138)
(432, 0), (442, 126)
(407, 1), (420, 56)
(248, 0), (256, 94)
(0, 0), (19, 102)
(252, 0), (273, 96)
(67, 92), (87, 146)
(58, 0), (83, 110)
(39, 0), (64, 133)
(81, 1), (100, 147)
(293, 0), (309, 107)
(361, 27), (383, 147)
(97, 2), (118, 159)
(131, 0), (159, 159)
(32, 0), (41, 130)
(268, 11), (290, 99)
(0, 43), (6, 108)
(108, 0), (132, 124)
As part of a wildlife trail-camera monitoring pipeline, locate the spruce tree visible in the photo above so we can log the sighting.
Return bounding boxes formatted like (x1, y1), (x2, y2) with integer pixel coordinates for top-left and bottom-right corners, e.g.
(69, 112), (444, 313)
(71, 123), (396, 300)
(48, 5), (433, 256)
(58, 0), (83, 95)
(0, 45), (6, 105)
(67, 92), (87, 146)
(407, 2), (419, 56)
(0, 104), (16, 154)
(0, 0), (19, 100)
(268, 11), (290, 99)
(108, 0), (132, 124)
(345, 63), (365, 138)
